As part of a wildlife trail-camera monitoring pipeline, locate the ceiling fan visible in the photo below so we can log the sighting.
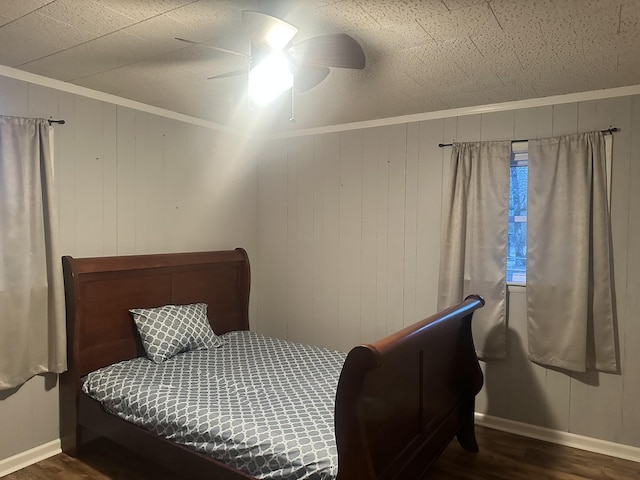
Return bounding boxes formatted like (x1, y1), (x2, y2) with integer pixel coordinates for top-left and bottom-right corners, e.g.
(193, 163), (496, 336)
(175, 11), (366, 111)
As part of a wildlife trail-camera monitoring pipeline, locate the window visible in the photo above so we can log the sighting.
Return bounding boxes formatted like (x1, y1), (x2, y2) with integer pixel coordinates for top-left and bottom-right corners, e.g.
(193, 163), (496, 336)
(507, 144), (528, 284)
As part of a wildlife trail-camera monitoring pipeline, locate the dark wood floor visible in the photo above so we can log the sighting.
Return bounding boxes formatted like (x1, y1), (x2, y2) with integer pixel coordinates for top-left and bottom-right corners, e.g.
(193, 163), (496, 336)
(5, 426), (640, 479)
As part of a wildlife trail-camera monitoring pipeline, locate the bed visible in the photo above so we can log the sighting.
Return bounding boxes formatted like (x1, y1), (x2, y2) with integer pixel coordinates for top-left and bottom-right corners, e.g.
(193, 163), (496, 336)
(59, 248), (485, 480)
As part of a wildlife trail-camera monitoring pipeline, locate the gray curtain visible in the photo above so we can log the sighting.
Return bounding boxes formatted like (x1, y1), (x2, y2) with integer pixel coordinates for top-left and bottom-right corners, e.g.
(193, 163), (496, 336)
(0, 116), (66, 390)
(438, 141), (511, 359)
(527, 131), (617, 373)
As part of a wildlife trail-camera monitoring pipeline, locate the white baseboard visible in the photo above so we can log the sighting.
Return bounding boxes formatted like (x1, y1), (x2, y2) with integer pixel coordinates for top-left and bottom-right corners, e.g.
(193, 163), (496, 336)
(0, 439), (61, 477)
(475, 413), (640, 463)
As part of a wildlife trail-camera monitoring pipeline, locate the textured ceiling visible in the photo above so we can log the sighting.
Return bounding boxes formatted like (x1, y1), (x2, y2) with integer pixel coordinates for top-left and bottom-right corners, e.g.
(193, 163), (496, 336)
(1, 0), (640, 132)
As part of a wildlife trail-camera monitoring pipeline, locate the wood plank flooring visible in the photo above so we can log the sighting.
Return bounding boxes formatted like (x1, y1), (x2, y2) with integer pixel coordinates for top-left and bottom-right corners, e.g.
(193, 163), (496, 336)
(4, 426), (640, 479)
(429, 427), (640, 480)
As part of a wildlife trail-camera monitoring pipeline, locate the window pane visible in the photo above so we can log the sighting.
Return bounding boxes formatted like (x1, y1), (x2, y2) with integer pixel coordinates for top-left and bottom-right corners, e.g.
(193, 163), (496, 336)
(507, 160), (527, 284)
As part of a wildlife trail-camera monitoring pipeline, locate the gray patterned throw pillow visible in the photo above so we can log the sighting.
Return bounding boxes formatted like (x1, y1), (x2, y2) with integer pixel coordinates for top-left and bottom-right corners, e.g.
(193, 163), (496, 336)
(130, 303), (224, 363)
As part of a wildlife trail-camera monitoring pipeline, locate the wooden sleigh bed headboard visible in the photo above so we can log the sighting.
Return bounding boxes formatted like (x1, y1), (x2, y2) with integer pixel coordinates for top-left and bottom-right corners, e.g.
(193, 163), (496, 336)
(59, 248), (485, 480)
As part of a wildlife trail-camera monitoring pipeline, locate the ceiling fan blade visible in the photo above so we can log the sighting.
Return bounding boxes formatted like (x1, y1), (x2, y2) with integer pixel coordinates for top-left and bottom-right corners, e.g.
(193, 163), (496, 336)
(241, 11), (298, 49)
(175, 37), (249, 58)
(207, 69), (246, 81)
(294, 65), (330, 93)
(291, 33), (365, 69)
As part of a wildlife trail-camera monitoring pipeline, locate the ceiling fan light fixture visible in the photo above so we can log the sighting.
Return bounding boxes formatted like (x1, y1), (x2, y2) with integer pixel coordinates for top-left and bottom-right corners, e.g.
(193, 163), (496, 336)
(266, 24), (296, 50)
(249, 52), (293, 106)
(242, 10), (298, 50)
(183, 11), (366, 112)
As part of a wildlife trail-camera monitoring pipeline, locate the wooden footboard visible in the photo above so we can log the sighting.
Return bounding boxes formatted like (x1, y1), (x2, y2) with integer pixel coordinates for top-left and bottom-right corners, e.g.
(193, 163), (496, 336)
(334, 295), (485, 480)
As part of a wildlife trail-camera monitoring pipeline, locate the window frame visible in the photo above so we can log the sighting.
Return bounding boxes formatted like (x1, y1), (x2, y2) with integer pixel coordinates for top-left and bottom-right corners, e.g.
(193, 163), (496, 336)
(507, 141), (528, 287)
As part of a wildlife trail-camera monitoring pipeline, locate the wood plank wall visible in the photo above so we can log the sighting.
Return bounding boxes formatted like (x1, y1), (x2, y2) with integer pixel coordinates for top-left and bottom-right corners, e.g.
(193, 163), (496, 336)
(2, 71), (638, 463)
(255, 95), (640, 449)
(0, 75), (258, 463)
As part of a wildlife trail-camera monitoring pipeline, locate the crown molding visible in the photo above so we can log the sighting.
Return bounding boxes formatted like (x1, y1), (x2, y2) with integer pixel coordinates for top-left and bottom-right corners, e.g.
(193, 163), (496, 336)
(261, 84), (640, 140)
(0, 65), (240, 135)
(3, 65), (640, 141)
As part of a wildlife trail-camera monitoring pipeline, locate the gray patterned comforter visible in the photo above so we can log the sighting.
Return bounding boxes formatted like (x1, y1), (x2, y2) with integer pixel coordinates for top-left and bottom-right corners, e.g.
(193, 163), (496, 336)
(82, 331), (346, 479)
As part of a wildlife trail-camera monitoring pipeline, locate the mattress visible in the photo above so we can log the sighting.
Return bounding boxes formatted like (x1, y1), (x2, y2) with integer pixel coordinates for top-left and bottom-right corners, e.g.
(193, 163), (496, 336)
(82, 330), (346, 480)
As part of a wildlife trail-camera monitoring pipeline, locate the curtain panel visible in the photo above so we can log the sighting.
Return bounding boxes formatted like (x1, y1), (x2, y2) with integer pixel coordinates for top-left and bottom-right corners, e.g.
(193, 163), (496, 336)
(438, 141), (511, 359)
(0, 116), (66, 390)
(527, 131), (617, 373)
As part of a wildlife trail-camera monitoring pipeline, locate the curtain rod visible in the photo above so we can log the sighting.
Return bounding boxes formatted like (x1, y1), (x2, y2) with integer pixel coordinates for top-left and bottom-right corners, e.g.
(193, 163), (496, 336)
(437, 127), (619, 148)
(48, 119), (65, 125)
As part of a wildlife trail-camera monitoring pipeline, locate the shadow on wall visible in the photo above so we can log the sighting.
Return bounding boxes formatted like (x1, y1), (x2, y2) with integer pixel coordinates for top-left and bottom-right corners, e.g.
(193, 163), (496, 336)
(0, 372), (57, 400)
(482, 324), (556, 429)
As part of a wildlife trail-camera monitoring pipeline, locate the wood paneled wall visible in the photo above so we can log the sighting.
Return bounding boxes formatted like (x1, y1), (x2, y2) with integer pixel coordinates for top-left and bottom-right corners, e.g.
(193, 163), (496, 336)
(255, 96), (640, 449)
(2, 71), (638, 463)
(0, 75), (258, 462)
